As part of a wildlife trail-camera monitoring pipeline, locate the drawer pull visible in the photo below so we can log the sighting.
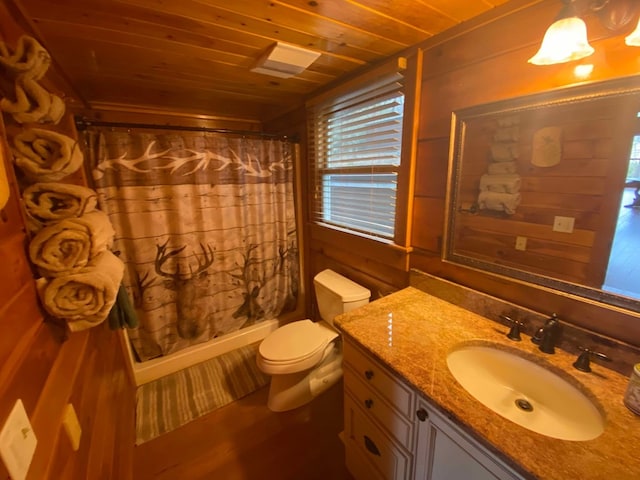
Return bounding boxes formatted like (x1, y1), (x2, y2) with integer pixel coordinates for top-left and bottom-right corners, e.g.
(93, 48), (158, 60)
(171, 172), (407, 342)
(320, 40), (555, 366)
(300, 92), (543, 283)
(416, 408), (429, 422)
(364, 369), (374, 380)
(364, 399), (374, 409)
(363, 435), (381, 456)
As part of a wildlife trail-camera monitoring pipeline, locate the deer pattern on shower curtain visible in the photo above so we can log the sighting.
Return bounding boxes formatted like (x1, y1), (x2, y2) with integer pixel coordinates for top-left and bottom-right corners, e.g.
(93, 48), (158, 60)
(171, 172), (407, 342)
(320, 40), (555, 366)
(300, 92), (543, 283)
(83, 129), (300, 361)
(154, 240), (215, 339)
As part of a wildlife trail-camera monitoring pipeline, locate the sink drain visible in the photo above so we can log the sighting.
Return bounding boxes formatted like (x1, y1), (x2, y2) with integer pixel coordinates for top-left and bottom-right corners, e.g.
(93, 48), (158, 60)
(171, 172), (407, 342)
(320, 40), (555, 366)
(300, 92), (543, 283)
(515, 398), (534, 412)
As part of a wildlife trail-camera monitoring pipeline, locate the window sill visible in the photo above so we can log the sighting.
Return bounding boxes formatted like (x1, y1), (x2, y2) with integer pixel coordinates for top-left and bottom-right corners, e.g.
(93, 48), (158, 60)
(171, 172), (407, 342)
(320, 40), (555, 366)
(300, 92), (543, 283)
(309, 222), (413, 257)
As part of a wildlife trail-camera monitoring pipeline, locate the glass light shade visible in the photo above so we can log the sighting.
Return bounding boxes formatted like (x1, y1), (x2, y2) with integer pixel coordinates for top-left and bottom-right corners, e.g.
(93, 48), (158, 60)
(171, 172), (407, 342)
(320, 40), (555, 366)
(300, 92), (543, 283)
(625, 17), (640, 46)
(528, 17), (595, 65)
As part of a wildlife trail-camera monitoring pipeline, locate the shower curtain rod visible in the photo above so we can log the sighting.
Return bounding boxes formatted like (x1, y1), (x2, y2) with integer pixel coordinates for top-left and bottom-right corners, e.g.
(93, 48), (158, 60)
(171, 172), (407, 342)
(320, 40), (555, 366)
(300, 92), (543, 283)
(74, 117), (298, 142)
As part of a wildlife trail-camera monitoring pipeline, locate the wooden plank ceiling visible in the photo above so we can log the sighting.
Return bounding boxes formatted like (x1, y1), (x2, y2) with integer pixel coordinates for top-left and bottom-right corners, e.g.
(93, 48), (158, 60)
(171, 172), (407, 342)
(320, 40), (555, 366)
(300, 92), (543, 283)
(9, 0), (511, 123)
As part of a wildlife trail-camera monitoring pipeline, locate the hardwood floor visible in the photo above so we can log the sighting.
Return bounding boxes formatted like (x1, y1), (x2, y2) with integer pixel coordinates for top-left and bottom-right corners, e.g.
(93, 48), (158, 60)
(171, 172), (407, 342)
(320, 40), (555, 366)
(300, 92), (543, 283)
(603, 187), (640, 299)
(133, 379), (354, 480)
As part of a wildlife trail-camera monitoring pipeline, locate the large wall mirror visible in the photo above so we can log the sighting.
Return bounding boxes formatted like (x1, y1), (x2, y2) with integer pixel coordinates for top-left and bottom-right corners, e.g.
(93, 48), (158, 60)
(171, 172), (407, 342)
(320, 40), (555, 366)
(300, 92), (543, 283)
(444, 76), (640, 313)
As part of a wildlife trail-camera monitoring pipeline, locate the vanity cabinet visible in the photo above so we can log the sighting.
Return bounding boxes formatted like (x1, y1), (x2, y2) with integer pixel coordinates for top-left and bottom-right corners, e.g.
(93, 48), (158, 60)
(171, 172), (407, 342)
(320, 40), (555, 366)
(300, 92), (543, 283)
(342, 339), (415, 480)
(414, 398), (524, 480)
(342, 338), (525, 480)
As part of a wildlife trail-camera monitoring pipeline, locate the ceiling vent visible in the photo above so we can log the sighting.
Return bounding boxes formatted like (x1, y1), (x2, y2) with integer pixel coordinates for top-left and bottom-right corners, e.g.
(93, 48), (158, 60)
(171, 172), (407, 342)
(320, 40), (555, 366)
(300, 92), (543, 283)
(250, 42), (321, 78)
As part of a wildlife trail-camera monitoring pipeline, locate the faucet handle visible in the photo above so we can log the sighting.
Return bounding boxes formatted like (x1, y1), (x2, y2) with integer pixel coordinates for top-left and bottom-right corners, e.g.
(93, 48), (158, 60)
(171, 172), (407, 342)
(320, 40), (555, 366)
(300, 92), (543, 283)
(531, 326), (544, 345)
(531, 313), (559, 347)
(500, 315), (524, 342)
(573, 347), (612, 372)
(545, 313), (559, 325)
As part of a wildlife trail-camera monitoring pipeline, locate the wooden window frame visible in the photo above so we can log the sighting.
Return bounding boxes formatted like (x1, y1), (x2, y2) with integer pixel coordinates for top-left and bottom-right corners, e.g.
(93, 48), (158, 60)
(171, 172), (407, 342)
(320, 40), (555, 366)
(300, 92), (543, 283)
(306, 52), (422, 250)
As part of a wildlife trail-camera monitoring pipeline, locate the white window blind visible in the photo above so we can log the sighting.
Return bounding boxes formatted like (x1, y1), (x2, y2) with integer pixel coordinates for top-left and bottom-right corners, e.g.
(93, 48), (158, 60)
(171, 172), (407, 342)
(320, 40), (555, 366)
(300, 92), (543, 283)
(308, 65), (405, 239)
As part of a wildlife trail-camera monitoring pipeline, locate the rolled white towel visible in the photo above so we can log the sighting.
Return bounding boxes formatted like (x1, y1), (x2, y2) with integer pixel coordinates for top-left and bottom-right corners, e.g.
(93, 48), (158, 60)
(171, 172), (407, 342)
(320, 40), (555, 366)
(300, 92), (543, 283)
(487, 161), (517, 175)
(0, 76), (65, 125)
(0, 35), (51, 80)
(22, 182), (98, 232)
(477, 191), (521, 215)
(479, 174), (521, 194)
(36, 250), (124, 332)
(29, 210), (115, 277)
(12, 128), (81, 181)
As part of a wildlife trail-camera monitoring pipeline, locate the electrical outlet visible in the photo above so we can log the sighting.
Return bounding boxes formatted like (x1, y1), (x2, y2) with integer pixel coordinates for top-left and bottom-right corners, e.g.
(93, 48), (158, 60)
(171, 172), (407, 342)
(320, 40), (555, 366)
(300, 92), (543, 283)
(62, 404), (81, 451)
(515, 236), (527, 251)
(553, 216), (575, 233)
(0, 400), (37, 480)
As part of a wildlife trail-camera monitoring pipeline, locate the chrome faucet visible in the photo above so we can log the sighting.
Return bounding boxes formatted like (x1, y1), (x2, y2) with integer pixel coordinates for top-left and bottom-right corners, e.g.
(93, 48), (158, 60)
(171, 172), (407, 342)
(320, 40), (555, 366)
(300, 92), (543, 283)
(531, 313), (560, 354)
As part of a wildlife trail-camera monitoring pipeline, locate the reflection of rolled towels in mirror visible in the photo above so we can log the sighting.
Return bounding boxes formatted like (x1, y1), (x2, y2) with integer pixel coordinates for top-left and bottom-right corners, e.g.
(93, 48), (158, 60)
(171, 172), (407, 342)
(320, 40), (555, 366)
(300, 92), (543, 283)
(479, 174), (521, 194)
(532, 126), (562, 167)
(490, 144), (518, 162)
(497, 116), (520, 127)
(488, 161), (517, 175)
(493, 127), (520, 142)
(477, 191), (521, 215)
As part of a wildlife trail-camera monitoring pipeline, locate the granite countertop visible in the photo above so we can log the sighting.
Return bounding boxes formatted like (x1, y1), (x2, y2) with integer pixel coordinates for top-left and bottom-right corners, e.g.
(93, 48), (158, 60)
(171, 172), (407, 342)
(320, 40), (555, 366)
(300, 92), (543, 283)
(334, 287), (640, 480)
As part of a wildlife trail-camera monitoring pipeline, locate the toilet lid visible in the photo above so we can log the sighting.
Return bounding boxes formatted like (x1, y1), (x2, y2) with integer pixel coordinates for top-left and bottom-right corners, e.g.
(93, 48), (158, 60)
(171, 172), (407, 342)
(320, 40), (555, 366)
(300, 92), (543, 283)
(259, 320), (338, 363)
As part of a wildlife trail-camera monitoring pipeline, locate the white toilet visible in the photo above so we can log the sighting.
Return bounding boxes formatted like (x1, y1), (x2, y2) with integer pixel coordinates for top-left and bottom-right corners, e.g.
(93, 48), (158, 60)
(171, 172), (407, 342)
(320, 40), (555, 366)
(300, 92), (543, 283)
(256, 269), (371, 412)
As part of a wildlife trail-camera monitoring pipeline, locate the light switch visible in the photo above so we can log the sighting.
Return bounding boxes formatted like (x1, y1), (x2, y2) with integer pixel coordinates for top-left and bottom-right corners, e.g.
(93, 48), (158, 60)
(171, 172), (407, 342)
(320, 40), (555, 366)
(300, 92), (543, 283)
(0, 399), (37, 480)
(515, 236), (527, 251)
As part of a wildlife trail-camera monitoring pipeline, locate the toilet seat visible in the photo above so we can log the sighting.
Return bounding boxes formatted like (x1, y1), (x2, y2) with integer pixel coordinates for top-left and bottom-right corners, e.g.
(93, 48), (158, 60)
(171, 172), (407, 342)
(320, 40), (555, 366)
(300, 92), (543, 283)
(257, 320), (339, 374)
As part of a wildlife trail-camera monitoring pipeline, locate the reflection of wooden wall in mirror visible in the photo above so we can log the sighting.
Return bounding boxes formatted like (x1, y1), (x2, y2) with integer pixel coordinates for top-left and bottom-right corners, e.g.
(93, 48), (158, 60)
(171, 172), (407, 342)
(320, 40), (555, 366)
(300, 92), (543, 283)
(452, 94), (637, 289)
(410, 0), (640, 346)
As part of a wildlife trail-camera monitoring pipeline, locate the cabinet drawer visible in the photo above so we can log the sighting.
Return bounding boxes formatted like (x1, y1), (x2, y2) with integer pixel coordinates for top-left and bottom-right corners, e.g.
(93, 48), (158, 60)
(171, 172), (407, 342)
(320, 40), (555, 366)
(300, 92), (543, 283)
(345, 441), (386, 480)
(344, 340), (413, 418)
(344, 366), (413, 448)
(344, 395), (411, 480)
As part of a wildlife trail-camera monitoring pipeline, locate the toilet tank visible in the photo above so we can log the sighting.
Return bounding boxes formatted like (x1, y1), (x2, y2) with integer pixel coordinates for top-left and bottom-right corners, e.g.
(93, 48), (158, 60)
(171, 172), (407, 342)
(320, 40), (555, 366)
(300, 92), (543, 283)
(313, 269), (371, 325)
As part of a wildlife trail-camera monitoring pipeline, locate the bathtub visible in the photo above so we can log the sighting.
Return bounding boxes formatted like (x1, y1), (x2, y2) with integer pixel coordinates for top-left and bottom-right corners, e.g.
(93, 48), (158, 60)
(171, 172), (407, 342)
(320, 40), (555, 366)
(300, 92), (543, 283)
(121, 310), (303, 386)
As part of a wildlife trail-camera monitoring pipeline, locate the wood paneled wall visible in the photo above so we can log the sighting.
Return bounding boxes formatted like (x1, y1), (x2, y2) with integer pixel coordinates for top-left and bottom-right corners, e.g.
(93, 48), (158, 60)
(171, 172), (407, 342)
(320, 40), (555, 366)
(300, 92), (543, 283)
(411, 0), (640, 346)
(0, 4), (135, 479)
(299, 55), (425, 310)
(453, 94), (635, 287)
(269, 104), (409, 314)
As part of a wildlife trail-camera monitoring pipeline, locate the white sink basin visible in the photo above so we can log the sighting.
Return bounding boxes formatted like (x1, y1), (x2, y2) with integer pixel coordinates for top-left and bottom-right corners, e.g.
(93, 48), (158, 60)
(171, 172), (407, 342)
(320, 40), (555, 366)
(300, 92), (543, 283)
(446, 343), (604, 441)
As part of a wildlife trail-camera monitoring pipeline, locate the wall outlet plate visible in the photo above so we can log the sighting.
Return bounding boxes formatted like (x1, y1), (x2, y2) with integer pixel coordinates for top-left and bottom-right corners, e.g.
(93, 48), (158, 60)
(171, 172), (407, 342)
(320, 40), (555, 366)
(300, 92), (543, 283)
(515, 236), (527, 251)
(62, 404), (81, 451)
(553, 216), (575, 233)
(0, 399), (37, 480)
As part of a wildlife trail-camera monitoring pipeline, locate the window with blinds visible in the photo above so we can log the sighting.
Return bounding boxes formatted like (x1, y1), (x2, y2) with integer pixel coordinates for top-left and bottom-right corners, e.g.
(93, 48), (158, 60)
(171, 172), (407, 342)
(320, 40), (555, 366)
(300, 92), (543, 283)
(307, 64), (405, 240)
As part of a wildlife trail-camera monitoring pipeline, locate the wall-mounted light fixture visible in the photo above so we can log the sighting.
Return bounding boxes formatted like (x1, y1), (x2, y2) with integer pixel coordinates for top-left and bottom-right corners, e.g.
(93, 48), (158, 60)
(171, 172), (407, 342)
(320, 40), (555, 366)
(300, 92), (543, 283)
(626, 8), (640, 45)
(529, 0), (640, 65)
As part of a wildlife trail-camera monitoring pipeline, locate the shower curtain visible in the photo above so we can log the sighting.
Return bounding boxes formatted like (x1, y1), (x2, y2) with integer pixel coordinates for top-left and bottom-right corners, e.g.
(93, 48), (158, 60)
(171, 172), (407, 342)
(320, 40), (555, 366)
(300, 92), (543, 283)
(83, 128), (299, 362)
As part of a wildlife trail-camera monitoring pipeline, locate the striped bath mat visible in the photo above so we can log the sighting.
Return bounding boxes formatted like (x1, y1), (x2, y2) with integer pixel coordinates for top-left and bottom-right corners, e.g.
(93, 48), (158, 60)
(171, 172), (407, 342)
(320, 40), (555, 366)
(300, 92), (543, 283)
(135, 343), (269, 444)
